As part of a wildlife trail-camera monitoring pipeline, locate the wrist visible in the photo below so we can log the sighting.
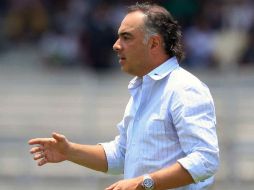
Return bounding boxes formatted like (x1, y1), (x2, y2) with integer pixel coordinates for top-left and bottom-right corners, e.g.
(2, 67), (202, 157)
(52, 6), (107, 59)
(65, 141), (74, 161)
(141, 174), (155, 190)
(134, 176), (143, 190)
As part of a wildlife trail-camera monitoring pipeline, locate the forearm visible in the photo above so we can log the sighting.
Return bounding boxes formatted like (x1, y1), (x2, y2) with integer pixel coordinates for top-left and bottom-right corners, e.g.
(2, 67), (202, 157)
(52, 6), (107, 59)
(66, 143), (108, 172)
(150, 162), (194, 190)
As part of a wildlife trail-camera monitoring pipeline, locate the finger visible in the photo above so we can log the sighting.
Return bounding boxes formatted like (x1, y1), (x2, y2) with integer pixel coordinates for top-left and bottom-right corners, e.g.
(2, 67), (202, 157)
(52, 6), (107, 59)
(28, 138), (51, 145)
(30, 146), (43, 154)
(38, 158), (48, 166)
(34, 152), (45, 160)
(52, 132), (66, 142)
(105, 182), (118, 190)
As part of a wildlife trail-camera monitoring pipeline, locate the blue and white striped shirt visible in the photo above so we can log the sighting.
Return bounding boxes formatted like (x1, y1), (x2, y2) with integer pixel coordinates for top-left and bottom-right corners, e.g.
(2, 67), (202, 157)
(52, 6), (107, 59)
(101, 57), (219, 190)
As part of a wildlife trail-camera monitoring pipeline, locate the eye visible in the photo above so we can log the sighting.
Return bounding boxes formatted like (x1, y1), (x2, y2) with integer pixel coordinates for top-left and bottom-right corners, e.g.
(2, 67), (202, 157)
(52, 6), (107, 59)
(122, 35), (130, 40)
(118, 32), (133, 41)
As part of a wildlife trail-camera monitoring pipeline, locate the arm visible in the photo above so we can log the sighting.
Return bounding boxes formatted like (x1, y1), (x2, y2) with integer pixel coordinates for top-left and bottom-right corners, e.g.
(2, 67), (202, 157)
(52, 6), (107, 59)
(66, 143), (108, 172)
(28, 132), (108, 172)
(171, 85), (219, 183)
(147, 87), (219, 189)
(105, 162), (193, 190)
(150, 162), (194, 190)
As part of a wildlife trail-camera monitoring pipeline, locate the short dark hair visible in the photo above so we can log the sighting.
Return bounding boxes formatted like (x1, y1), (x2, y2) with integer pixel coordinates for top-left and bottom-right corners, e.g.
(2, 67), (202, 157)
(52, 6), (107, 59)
(127, 2), (184, 61)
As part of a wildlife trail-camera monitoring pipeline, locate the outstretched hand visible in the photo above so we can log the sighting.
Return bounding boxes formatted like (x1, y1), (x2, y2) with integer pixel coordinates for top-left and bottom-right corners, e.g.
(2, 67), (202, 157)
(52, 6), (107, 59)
(28, 132), (70, 166)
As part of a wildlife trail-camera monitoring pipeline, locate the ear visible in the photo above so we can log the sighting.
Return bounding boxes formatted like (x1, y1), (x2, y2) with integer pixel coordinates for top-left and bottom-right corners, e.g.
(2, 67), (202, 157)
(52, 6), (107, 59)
(148, 35), (162, 51)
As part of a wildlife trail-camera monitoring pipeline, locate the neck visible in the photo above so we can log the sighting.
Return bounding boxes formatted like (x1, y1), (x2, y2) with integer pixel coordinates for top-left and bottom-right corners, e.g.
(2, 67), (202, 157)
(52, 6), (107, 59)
(142, 54), (170, 76)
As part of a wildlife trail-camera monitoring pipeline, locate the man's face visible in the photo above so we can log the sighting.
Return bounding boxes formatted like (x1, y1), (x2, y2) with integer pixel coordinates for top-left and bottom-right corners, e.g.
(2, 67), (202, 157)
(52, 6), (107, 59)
(113, 11), (151, 76)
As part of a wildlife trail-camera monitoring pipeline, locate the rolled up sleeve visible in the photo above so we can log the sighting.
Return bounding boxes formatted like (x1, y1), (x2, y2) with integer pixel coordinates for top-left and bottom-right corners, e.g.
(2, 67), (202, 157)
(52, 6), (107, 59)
(99, 121), (126, 175)
(171, 85), (219, 183)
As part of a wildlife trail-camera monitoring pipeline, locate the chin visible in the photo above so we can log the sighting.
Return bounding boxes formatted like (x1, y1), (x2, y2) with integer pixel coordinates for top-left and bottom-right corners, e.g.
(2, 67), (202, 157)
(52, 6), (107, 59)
(121, 66), (132, 75)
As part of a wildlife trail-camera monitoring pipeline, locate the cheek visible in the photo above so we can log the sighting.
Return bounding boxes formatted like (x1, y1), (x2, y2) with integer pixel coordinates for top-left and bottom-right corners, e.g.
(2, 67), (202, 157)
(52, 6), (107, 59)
(129, 45), (147, 57)
(125, 42), (149, 64)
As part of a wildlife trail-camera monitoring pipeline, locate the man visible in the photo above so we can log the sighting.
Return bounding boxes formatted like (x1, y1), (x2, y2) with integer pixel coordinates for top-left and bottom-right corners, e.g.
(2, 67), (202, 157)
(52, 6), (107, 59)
(29, 3), (219, 190)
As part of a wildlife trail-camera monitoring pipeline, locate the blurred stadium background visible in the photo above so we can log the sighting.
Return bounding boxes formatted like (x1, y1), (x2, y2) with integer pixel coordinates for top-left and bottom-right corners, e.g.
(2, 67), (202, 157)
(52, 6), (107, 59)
(0, 0), (253, 189)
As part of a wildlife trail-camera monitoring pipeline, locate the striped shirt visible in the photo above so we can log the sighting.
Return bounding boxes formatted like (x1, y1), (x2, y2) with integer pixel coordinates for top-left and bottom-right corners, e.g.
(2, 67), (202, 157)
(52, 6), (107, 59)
(101, 57), (219, 190)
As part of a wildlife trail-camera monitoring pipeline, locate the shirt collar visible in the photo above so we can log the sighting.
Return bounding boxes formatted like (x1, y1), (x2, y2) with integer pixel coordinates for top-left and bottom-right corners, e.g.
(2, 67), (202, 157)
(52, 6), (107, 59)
(147, 56), (179, 81)
(128, 76), (142, 90)
(128, 56), (179, 89)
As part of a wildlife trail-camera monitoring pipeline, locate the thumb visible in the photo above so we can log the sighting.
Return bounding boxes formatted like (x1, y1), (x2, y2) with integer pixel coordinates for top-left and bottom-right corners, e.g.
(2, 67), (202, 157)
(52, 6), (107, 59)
(52, 132), (66, 142)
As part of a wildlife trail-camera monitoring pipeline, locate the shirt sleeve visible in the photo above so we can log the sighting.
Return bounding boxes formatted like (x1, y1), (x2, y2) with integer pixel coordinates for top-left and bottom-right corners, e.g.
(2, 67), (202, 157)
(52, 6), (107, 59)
(99, 120), (127, 175)
(170, 84), (219, 183)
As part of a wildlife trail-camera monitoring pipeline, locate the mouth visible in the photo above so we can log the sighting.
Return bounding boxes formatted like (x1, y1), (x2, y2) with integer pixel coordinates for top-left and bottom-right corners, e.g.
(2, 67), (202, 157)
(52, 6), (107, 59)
(118, 55), (126, 64)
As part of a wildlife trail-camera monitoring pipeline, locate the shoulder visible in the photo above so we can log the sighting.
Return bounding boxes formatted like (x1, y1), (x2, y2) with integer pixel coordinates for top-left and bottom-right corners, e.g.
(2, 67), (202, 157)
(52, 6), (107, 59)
(169, 67), (209, 92)
(168, 67), (213, 104)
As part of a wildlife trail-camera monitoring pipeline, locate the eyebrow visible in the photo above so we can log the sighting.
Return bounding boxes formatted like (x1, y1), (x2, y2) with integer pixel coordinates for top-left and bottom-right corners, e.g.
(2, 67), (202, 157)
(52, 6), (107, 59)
(118, 31), (133, 38)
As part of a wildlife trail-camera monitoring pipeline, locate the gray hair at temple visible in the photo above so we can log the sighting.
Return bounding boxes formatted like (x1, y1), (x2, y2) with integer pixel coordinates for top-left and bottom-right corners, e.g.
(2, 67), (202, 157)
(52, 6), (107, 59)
(127, 2), (184, 62)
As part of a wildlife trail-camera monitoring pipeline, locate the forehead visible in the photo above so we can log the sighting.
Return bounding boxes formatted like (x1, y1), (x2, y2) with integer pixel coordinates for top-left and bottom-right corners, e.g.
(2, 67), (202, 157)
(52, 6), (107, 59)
(118, 11), (146, 34)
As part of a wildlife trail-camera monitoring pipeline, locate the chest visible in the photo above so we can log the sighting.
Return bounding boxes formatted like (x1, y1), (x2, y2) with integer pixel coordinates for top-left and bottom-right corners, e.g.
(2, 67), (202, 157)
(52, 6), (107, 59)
(124, 80), (177, 145)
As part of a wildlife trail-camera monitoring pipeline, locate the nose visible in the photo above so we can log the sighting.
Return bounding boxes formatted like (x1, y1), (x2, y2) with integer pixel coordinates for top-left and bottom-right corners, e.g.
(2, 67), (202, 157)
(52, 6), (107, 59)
(113, 38), (121, 52)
